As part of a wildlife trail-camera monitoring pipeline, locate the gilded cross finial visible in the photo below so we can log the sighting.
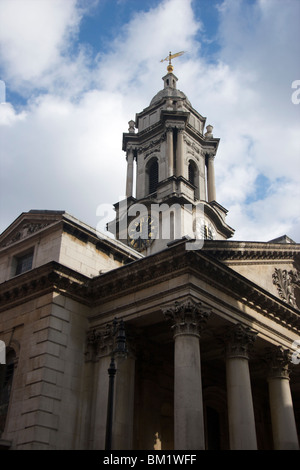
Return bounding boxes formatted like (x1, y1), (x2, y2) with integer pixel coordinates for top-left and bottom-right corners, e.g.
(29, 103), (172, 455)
(160, 50), (185, 73)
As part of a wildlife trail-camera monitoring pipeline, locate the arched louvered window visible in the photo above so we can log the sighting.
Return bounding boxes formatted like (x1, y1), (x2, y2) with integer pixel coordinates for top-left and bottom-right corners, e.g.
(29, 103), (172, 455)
(148, 158), (159, 195)
(188, 161), (196, 186)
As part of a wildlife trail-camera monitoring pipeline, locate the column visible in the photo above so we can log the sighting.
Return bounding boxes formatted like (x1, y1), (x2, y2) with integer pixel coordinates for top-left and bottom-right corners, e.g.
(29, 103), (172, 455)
(166, 126), (174, 177)
(267, 347), (299, 450)
(91, 355), (111, 449)
(86, 329), (112, 449)
(126, 147), (134, 198)
(176, 128), (184, 178)
(207, 154), (216, 202)
(112, 351), (136, 450)
(225, 323), (257, 450)
(164, 298), (211, 450)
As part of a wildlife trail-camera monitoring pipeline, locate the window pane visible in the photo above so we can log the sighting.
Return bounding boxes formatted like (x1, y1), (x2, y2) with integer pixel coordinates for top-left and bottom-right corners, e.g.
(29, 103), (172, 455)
(15, 252), (33, 275)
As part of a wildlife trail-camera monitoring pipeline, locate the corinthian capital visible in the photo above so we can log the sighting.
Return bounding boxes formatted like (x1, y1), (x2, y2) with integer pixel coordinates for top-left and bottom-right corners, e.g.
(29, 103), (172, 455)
(225, 323), (257, 360)
(163, 298), (211, 338)
(266, 346), (292, 379)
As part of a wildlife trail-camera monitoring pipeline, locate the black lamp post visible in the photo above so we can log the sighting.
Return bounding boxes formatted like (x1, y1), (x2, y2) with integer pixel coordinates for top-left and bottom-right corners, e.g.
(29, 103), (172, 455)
(105, 318), (127, 450)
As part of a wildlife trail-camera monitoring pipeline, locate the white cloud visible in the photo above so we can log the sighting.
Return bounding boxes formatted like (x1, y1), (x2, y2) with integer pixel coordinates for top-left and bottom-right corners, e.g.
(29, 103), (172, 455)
(0, 89), (128, 229)
(0, 0), (81, 82)
(0, 0), (299, 244)
(177, 0), (300, 241)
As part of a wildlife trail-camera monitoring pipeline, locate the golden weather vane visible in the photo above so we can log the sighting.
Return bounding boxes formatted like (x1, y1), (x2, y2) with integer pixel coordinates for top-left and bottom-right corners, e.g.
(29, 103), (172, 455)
(160, 51), (185, 73)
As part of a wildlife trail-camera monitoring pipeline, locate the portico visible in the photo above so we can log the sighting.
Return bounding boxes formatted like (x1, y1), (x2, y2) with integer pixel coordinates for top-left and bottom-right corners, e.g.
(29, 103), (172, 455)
(86, 240), (300, 450)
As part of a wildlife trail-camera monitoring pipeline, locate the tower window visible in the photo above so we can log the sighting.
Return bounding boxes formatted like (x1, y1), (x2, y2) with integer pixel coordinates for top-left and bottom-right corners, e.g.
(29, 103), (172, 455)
(148, 159), (159, 195)
(188, 160), (197, 186)
(188, 161), (196, 186)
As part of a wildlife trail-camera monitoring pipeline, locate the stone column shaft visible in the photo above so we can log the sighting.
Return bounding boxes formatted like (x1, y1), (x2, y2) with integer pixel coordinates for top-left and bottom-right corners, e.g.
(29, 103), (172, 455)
(112, 355), (135, 450)
(126, 148), (134, 198)
(176, 129), (184, 177)
(225, 324), (257, 450)
(174, 333), (204, 449)
(164, 299), (210, 450)
(207, 155), (216, 202)
(166, 128), (174, 177)
(267, 347), (299, 450)
(91, 355), (111, 449)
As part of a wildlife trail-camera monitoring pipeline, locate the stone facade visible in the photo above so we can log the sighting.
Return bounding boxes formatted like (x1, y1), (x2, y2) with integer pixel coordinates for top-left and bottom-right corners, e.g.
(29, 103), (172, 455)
(0, 228), (299, 450)
(0, 69), (299, 450)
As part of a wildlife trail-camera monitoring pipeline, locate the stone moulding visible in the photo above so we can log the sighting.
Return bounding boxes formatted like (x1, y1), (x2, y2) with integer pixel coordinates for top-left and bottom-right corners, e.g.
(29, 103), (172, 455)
(0, 247), (299, 332)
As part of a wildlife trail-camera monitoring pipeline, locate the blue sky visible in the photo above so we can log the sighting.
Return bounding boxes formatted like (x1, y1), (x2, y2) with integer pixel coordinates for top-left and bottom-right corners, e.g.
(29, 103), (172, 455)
(0, 0), (299, 242)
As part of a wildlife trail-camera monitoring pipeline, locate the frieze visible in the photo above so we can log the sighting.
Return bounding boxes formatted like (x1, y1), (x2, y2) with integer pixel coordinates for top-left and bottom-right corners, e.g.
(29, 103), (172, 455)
(183, 135), (200, 156)
(137, 134), (165, 156)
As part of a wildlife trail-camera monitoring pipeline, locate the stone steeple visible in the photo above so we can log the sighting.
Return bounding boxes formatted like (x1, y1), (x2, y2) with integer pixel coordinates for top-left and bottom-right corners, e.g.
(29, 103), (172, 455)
(108, 56), (234, 253)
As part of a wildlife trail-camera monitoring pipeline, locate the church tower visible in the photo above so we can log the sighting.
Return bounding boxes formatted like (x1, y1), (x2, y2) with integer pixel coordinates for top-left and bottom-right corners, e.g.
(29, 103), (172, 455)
(108, 53), (234, 253)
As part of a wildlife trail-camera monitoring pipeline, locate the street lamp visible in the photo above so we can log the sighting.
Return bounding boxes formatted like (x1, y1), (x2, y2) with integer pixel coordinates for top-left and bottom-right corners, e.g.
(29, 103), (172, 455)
(105, 318), (127, 450)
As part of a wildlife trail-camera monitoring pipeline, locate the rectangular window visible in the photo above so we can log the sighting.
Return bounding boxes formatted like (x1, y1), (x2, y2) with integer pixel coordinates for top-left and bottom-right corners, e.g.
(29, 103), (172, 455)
(14, 250), (34, 276)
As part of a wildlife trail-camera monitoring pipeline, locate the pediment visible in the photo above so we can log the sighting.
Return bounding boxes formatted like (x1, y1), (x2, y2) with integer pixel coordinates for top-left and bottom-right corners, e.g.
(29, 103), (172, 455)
(0, 211), (65, 248)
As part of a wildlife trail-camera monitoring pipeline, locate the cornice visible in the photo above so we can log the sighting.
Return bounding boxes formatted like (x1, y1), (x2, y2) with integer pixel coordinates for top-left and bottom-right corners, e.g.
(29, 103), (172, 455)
(89, 242), (300, 330)
(190, 250), (300, 331)
(0, 242), (299, 332)
(0, 262), (91, 312)
(89, 245), (190, 306)
(202, 240), (300, 262)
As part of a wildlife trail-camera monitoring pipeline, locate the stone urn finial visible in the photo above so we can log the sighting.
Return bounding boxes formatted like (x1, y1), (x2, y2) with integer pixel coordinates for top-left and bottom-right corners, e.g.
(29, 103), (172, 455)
(205, 124), (213, 138)
(128, 120), (135, 133)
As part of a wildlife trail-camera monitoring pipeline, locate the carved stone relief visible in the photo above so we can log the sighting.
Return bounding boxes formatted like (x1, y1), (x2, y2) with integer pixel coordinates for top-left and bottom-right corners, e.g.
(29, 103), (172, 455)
(1, 223), (51, 247)
(272, 268), (300, 309)
(163, 297), (211, 338)
(225, 323), (257, 360)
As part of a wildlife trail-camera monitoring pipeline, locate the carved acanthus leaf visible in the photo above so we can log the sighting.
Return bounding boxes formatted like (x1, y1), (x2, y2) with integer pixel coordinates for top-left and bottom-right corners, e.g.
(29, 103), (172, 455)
(272, 268), (299, 309)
